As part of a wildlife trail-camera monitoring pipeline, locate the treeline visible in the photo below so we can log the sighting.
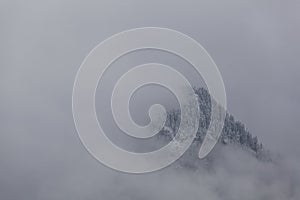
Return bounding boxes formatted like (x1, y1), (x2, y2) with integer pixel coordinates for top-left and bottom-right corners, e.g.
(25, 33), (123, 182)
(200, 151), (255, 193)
(161, 87), (263, 154)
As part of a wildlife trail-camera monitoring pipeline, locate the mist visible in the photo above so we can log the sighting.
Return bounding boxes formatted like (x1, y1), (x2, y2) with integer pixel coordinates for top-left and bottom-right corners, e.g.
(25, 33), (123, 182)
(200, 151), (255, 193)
(1, 0), (300, 199)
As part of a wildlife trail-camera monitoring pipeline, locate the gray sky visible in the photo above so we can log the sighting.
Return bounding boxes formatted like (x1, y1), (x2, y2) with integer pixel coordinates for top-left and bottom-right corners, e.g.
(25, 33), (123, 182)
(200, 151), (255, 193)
(1, 0), (300, 199)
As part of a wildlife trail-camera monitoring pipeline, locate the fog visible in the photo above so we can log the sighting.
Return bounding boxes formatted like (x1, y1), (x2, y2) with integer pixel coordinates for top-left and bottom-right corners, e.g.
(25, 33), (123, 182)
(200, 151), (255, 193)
(1, 0), (300, 199)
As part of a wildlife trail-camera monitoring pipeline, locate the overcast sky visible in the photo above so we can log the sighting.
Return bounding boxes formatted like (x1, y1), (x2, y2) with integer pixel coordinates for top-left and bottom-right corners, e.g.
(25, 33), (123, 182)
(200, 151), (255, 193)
(1, 0), (300, 199)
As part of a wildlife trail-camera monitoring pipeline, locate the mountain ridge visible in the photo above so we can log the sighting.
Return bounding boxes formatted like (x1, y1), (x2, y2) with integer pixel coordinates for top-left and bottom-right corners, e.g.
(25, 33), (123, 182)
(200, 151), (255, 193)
(159, 87), (268, 161)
